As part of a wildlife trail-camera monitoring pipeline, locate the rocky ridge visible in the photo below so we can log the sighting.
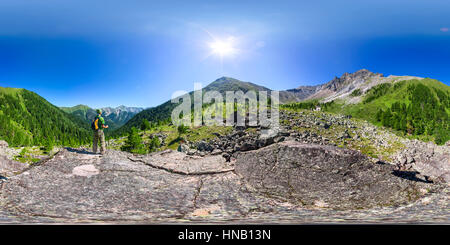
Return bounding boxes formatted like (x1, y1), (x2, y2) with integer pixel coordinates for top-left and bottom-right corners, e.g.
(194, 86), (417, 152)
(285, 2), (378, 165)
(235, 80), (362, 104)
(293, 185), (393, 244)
(275, 69), (425, 104)
(305, 69), (424, 103)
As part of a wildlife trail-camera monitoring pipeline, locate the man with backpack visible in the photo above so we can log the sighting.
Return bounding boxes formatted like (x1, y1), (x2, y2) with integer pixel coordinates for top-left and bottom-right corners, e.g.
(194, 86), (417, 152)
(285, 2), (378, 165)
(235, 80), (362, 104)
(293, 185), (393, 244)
(92, 109), (109, 155)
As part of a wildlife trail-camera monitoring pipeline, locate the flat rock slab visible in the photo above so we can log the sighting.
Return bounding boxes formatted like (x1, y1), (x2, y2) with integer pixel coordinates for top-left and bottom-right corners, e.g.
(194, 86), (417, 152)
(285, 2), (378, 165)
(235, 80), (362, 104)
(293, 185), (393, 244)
(130, 150), (235, 175)
(235, 141), (437, 210)
(1, 149), (199, 222)
(71, 164), (100, 177)
(0, 145), (448, 223)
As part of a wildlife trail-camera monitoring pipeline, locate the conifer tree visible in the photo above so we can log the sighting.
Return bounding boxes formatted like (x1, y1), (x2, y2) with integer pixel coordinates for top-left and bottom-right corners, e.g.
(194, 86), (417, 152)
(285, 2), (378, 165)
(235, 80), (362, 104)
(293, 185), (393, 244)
(141, 119), (151, 133)
(121, 127), (146, 154)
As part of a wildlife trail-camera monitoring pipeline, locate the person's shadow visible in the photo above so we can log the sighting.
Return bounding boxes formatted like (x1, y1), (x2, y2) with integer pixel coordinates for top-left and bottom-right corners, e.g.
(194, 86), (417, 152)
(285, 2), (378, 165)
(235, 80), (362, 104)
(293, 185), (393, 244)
(65, 147), (97, 155)
(392, 170), (433, 183)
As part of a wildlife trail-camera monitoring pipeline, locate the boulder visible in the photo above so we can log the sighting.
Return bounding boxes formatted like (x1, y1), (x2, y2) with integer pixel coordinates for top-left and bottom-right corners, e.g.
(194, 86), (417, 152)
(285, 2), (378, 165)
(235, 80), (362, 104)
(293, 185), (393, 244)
(197, 141), (213, 152)
(0, 140), (8, 148)
(177, 143), (189, 153)
(211, 149), (222, 155)
(396, 141), (450, 183)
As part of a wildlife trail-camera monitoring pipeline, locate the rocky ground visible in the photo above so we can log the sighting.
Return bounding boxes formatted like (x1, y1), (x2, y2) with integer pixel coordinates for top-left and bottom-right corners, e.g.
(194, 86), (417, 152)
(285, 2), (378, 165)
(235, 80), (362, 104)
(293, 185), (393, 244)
(0, 110), (449, 223)
(181, 110), (449, 183)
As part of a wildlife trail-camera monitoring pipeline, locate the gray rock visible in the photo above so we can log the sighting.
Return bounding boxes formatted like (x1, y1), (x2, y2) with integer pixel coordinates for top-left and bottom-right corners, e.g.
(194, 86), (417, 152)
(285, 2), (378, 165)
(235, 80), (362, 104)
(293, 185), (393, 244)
(222, 153), (231, 161)
(0, 140), (8, 148)
(0, 146), (447, 223)
(397, 154), (407, 165)
(177, 144), (189, 153)
(239, 142), (254, 151)
(339, 130), (351, 139)
(406, 155), (415, 164)
(211, 149), (223, 155)
(396, 140), (450, 183)
(187, 149), (197, 155)
(0, 156), (28, 177)
(197, 141), (213, 152)
(234, 141), (433, 210)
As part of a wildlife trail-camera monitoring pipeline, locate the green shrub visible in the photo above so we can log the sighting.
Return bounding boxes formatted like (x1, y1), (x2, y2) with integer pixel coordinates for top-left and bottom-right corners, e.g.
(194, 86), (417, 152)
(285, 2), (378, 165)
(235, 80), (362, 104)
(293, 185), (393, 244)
(149, 136), (161, 153)
(363, 83), (392, 103)
(177, 124), (189, 135)
(350, 89), (362, 97)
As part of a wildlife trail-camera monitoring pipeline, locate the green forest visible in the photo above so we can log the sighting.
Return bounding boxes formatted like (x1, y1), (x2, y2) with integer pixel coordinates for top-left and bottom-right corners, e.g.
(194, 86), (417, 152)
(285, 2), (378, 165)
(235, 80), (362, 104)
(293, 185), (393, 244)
(282, 100), (335, 111)
(375, 83), (449, 144)
(0, 87), (91, 147)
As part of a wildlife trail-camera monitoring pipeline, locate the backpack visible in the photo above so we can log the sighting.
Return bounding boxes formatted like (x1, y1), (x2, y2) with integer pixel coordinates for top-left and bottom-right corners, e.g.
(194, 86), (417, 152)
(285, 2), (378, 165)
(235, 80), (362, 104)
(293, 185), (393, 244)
(91, 117), (100, 131)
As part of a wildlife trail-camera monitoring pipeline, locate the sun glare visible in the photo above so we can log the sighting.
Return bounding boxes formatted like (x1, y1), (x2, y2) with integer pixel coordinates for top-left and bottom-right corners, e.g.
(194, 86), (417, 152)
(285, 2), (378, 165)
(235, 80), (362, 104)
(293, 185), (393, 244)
(208, 37), (236, 57)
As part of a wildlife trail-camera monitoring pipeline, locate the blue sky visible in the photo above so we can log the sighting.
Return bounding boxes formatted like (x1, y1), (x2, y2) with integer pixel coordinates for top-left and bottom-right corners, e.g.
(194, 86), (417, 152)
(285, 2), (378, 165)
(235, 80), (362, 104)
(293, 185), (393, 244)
(0, 0), (449, 108)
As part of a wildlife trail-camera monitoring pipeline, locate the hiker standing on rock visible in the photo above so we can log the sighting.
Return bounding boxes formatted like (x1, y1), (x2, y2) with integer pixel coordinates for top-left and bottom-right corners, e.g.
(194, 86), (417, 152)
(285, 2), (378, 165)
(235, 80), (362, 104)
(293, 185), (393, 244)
(92, 109), (108, 155)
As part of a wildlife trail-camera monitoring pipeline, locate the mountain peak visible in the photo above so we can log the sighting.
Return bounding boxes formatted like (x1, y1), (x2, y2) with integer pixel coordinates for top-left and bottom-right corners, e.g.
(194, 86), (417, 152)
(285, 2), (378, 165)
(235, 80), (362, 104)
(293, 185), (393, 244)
(350, 69), (382, 77)
(324, 69), (383, 92)
(205, 77), (271, 93)
(211, 76), (240, 84)
(0, 86), (23, 95)
(338, 69), (382, 79)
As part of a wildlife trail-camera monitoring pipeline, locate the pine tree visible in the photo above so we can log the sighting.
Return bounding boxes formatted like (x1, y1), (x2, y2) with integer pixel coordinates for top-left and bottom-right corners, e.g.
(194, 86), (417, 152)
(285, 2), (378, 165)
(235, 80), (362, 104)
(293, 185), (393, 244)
(149, 136), (161, 153)
(121, 127), (146, 154)
(376, 109), (383, 121)
(44, 138), (54, 153)
(141, 119), (151, 133)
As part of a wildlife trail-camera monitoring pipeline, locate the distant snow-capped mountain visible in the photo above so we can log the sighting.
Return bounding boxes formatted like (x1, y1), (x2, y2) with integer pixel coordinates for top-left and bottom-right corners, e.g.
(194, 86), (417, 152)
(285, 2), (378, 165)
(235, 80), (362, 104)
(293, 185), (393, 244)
(60, 105), (144, 130)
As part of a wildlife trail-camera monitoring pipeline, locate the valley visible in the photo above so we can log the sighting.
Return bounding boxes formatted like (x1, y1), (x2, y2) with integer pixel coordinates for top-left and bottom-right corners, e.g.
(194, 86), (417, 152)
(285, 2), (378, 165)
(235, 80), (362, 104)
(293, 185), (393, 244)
(61, 105), (144, 131)
(0, 69), (449, 223)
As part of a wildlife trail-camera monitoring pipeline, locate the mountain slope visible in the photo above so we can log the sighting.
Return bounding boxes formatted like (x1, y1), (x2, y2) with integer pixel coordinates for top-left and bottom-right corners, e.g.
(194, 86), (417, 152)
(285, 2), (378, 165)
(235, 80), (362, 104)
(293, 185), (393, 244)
(282, 85), (321, 102)
(60, 104), (97, 122)
(204, 77), (271, 93)
(0, 87), (91, 146)
(113, 73), (377, 136)
(61, 105), (143, 131)
(287, 78), (450, 144)
(112, 77), (276, 136)
(303, 69), (427, 103)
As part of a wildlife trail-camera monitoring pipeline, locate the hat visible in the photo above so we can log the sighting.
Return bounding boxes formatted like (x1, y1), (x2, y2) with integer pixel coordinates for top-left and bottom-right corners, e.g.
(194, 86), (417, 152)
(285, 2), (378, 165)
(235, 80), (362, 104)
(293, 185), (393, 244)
(96, 109), (102, 114)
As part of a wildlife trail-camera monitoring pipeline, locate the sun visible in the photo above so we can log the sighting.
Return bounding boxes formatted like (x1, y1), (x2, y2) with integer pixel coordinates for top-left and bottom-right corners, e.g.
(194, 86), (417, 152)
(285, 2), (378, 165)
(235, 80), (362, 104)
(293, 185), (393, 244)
(208, 37), (237, 57)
